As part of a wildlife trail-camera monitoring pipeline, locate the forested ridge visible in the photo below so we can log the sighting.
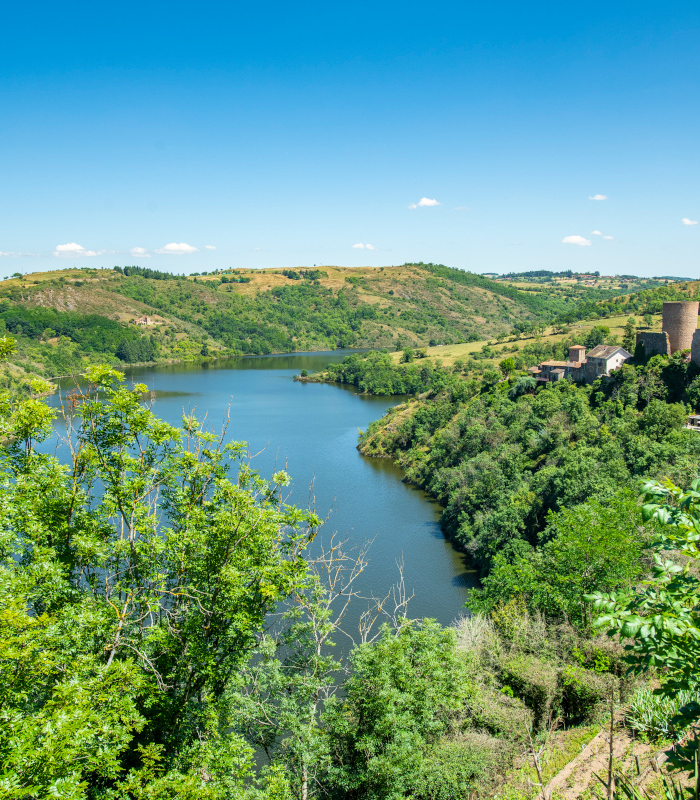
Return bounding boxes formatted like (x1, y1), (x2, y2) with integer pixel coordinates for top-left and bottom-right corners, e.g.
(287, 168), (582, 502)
(0, 264), (684, 393)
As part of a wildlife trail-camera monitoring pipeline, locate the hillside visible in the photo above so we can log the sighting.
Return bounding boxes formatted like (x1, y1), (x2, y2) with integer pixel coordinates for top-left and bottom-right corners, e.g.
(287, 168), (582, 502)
(0, 263), (693, 390)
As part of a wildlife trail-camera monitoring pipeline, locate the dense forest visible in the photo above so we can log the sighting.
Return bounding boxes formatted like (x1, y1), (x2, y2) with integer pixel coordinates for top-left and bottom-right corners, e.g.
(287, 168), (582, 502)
(359, 351), (700, 575)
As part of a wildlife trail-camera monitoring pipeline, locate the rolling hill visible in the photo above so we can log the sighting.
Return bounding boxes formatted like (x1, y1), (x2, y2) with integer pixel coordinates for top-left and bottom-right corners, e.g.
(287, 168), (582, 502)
(0, 262), (691, 388)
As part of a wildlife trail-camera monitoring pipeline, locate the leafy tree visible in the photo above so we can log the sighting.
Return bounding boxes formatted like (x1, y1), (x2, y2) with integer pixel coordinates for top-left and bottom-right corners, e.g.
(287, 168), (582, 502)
(585, 325), (610, 349)
(499, 357), (516, 377)
(323, 620), (474, 800)
(469, 493), (652, 630)
(622, 318), (637, 353)
(589, 478), (700, 771)
(0, 362), (318, 795)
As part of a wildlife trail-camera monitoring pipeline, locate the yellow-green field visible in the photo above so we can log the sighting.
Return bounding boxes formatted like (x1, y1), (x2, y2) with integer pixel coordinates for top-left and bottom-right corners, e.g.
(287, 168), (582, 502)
(388, 313), (664, 368)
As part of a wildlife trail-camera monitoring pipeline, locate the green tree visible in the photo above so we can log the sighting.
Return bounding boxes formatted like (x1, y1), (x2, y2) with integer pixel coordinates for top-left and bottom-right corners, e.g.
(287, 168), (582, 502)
(323, 620), (474, 800)
(588, 478), (700, 770)
(0, 362), (317, 796)
(499, 357), (516, 377)
(469, 493), (651, 630)
(622, 318), (636, 353)
(585, 325), (610, 349)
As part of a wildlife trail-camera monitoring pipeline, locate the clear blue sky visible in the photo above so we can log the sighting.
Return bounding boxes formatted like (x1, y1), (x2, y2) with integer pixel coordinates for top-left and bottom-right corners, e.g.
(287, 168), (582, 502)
(1, 1), (698, 277)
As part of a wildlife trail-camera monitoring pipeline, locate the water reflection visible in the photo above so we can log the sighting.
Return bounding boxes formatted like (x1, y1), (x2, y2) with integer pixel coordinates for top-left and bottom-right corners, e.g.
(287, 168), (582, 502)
(46, 350), (475, 631)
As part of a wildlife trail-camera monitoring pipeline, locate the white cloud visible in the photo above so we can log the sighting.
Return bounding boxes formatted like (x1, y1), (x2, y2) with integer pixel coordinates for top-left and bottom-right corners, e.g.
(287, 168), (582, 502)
(155, 242), (199, 255)
(603, 235), (614, 240)
(408, 197), (441, 209)
(682, 217), (698, 226)
(53, 242), (101, 257)
(562, 235), (592, 246)
(352, 243), (376, 250)
(0, 251), (33, 257)
(204, 244), (216, 250)
(129, 246), (150, 258)
(589, 194), (608, 201)
(591, 230), (603, 236)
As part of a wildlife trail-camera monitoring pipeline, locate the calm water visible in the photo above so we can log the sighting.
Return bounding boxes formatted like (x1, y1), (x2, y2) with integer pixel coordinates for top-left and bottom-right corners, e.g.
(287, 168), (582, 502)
(47, 351), (475, 631)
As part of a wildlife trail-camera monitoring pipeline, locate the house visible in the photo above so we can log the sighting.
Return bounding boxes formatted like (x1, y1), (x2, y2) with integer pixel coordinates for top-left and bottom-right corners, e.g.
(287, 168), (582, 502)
(537, 345), (588, 382)
(686, 414), (700, 432)
(580, 345), (632, 383)
(535, 343), (632, 384)
(135, 316), (162, 326)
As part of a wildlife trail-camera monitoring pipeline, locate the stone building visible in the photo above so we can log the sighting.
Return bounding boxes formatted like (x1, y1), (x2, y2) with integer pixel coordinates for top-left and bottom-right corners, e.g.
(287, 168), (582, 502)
(635, 331), (671, 358)
(534, 344), (632, 384)
(581, 345), (632, 382)
(662, 301), (699, 353)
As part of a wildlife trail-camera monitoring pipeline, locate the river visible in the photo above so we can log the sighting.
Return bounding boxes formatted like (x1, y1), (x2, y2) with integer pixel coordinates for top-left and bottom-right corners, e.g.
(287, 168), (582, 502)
(47, 350), (476, 632)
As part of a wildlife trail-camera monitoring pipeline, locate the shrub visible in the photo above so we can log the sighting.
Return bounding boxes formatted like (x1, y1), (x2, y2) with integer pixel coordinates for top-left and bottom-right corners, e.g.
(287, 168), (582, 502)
(501, 655), (559, 728)
(467, 690), (532, 742)
(415, 734), (502, 799)
(626, 686), (700, 741)
(558, 665), (608, 722)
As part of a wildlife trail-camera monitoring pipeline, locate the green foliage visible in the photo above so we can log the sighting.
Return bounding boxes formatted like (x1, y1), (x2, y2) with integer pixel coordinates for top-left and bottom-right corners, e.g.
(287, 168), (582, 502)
(0, 302), (149, 360)
(0, 366), (319, 796)
(413, 735), (500, 800)
(324, 350), (465, 396)
(627, 686), (700, 741)
(469, 494), (653, 629)
(589, 478), (700, 771)
(323, 620), (474, 800)
(499, 357), (516, 376)
(114, 265), (182, 280)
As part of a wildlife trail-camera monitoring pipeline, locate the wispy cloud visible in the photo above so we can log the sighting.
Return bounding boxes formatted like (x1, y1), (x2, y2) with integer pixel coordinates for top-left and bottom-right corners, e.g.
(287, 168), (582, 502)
(155, 242), (199, 255)
(54, 242), (102, 257)
(204, 244), (216, 250)
(408, 197), (441, 209)
(603, 235), (614, 240)
(589, 194), (608, 201)
(591, 230), (614, 239)
(562, 235), (592, 246)
(0, 251), (35, 257)
(454, 206), (470, 211)
(682, 217), (698, 226)
(130, 246), (150, 258)
(352, 243), (375, 250)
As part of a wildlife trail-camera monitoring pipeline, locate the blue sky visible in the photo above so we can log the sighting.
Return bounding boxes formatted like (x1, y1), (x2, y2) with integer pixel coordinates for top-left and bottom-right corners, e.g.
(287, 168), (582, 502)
(1, 1), (698, 277)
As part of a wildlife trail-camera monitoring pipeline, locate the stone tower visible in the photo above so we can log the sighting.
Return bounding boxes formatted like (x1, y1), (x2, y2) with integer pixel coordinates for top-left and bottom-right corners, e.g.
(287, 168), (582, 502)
(662, 301), (699, 353)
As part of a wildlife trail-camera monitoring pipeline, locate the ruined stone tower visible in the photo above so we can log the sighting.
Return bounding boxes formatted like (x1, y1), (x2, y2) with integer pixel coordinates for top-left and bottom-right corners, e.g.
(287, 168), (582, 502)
(662, 301), (699, 353)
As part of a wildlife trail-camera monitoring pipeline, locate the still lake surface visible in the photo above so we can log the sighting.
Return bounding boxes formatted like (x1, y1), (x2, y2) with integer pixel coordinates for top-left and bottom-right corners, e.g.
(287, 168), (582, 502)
(48, 350), (475, 630)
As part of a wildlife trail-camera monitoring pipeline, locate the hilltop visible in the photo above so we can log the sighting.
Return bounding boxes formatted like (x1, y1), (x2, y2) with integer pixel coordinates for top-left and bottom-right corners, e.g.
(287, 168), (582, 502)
(0, 262), (688, 388)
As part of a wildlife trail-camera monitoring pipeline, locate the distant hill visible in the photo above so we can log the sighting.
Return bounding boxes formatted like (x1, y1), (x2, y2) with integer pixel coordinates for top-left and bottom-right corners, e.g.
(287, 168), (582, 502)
(0, 262), (687, 387)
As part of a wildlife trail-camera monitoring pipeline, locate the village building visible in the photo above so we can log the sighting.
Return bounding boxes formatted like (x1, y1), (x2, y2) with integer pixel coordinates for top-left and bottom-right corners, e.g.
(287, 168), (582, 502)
(533, 344), (632, 384)
(580, 344), (633, 382)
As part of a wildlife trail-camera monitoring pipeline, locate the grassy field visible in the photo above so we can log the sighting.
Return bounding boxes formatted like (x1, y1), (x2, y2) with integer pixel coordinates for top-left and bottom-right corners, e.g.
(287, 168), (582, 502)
(387, 313), (664, 368)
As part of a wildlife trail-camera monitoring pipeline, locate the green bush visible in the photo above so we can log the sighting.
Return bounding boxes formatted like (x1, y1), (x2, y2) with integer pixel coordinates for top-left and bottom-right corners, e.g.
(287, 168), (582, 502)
(501, 655), (559, 728)
(467, 690), (532, 742)
(626, 686), (700, 741)
(415, 734), (501, 799)
(558, 665), (608, 722)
